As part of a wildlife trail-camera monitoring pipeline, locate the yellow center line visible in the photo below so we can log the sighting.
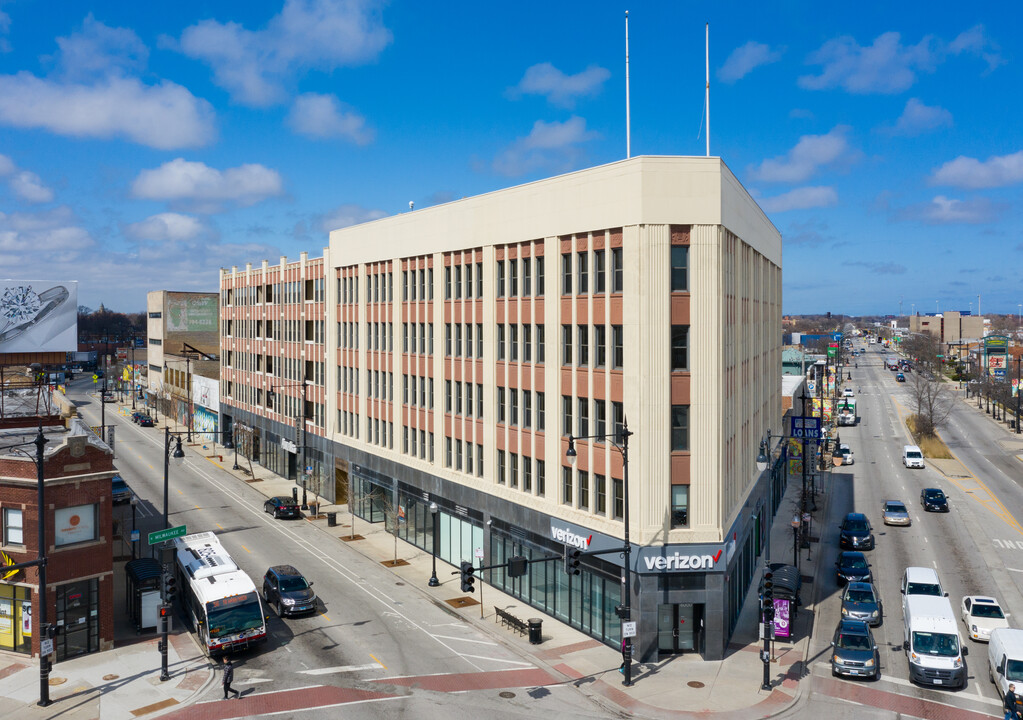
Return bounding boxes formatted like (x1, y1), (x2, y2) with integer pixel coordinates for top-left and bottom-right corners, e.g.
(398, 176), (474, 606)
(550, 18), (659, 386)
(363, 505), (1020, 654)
(322, 614), (331, 622)
(216, 523), (224, 530)
(369, 654), (386, 669)
(241, 545), (250, 553)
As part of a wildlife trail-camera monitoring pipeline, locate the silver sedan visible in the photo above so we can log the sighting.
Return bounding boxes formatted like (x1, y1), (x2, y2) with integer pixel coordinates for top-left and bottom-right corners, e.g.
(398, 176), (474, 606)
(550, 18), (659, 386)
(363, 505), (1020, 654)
(881, 500), (911, 526)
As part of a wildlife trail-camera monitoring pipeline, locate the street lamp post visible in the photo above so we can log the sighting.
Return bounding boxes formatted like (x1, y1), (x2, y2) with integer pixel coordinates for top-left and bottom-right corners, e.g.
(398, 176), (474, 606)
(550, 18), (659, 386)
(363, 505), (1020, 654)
(428, 502), (440, 587)
(231, 425), (241, 470)
(567, 422), (634, 688)
(268, 383), (309, 510)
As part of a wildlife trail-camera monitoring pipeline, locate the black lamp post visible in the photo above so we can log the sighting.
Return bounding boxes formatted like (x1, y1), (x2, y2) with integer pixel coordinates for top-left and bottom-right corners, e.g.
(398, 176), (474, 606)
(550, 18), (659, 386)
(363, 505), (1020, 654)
(230, 425), (241, 470)
(268, 382), (309, 509)
(567, 422), (633, 688)
(428, 502), (440, 587)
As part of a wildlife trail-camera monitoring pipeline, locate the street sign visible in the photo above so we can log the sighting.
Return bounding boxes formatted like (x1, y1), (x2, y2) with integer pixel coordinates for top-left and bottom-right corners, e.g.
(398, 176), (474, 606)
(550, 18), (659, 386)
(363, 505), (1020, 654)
(130, 530), (140, 543)
(622, 621), (637, 638)
(148, 525), (187, 545)
(41, 639), (53, 657)
(474, 547), (484, 559)
(790, 416), (821, 439)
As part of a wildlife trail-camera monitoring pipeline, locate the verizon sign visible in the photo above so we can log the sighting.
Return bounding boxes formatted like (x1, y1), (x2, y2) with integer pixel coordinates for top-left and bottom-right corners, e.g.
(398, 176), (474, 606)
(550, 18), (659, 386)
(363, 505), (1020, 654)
(636, 544), (726, 573)
(551, 526), (592, 550)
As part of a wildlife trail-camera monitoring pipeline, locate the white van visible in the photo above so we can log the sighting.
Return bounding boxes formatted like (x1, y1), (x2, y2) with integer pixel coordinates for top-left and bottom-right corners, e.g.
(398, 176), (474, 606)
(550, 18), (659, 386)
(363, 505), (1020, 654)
(901, 567), (946, 612)
(903, 595), (968, 688)
(989, 628), (1023, 706)
(903, 445), (925, 469)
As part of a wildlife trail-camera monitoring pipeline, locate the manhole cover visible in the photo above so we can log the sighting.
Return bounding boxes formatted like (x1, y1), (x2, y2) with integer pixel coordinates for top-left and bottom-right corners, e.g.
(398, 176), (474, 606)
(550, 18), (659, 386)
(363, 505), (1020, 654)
(49, 677), (67, 686)
(687, 681), (704, 688)
(103, 674), (119, 681)
(499, 691), (516, 698)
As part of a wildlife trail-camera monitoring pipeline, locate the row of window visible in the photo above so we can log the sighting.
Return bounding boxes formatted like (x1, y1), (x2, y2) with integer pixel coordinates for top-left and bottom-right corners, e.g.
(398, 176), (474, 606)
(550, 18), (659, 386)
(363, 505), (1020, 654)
(222, 277), (328, 307)
(402, 322), (436, 355)
(445, 322), (485, 359)
(494, 451), (548, 497)
(402, 427), (436, 462)
(559, 465), (624, 517)
(559, 249), (621, 295)
(402, 266), (436, 302)
(495, 387), (546, 430)
(402, 375), (435, 409)
(558, 324), (620, 368)
(443, 437), (484, 477)
(495, 255), (546, 299)
(444, 261), (483, 300)
(339, 270), (393, 306)
(495, 324), (546, 363)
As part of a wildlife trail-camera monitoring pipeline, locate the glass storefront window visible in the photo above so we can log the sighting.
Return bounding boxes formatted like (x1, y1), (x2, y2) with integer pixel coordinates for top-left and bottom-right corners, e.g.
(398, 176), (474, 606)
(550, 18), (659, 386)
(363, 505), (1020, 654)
(0, 585), (31, 654)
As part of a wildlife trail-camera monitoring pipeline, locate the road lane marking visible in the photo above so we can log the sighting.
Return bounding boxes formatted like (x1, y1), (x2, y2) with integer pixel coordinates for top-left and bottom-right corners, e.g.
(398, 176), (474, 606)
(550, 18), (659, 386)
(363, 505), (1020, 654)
(298, 663), (383, 675)
(236, 678), (274, 685)
(430, 634), (498, 645)
(241, 545), (250, 553)
(369, 654), (386, 669)
(458, 654), (532, 666)
(321, 614), (330, 621)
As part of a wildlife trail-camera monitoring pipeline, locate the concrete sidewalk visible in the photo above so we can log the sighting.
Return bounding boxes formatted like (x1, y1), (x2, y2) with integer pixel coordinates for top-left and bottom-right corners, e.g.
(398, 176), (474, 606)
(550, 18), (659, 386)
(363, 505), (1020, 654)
(0, 412), (829, 719)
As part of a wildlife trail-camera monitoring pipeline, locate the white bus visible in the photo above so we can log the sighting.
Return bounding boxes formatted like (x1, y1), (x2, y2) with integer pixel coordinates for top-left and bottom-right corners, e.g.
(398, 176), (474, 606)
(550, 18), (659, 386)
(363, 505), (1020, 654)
(173, 531), (268, 656)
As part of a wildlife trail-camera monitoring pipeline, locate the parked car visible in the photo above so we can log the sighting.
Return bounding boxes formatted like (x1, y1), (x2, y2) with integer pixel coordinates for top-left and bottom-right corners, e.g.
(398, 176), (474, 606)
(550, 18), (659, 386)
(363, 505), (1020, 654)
(101, 392), (116, 403)
(839, 513), (874, 550)
(896, 373), (906, 382)
(841, 582), (883, 627)
(921, 488), (949, 513)
(961, 596), (1010, 642)
(837, 443), (855, 465)
(262, 565), (317, 617)
(111, 475), (133, 504)
(264, 496), (301, 519)
(882, 500), (911, 526)
(835, 551), (872, 586)
(831, 619), (880, 680)
(138, 415), (154, 427)
(131, 411), (145, 423)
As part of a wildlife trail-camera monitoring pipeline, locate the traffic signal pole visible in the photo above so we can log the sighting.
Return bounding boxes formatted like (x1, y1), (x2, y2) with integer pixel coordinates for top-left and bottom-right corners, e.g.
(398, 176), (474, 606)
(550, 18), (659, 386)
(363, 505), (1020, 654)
(761, 571), (774, 690)
(159, 546), (176, 681)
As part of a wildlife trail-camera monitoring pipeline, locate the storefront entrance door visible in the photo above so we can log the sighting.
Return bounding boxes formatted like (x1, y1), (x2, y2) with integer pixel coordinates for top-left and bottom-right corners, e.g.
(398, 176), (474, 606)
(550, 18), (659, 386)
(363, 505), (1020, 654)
(56, 580), (98, 661)
(657, 603), (703, 654)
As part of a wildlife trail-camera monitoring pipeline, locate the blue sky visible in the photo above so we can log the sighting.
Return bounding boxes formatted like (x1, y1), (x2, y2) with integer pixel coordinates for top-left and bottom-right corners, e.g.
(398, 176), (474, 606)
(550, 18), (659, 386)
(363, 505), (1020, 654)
(1, 1), (1021, 316)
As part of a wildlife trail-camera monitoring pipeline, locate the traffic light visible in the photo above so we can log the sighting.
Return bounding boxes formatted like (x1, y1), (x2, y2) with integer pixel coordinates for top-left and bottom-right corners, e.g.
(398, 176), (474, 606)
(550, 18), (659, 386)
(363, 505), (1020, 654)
(564, 548), (581, 576)
(459, 561), (476, 593)
(163, 571), (177, 604)
(507, 555), (527, 578)
(761, 572), (774, 613)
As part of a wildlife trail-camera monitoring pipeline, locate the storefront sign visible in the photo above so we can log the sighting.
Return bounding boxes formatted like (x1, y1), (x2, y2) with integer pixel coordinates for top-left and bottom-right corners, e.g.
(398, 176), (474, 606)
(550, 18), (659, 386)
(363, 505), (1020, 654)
(548, 519), (618, 555)
(281, 438), (297, 453)
(54, 504), (97, 547)
(636, 543), (726, 573)
(773, 598), (791, 638)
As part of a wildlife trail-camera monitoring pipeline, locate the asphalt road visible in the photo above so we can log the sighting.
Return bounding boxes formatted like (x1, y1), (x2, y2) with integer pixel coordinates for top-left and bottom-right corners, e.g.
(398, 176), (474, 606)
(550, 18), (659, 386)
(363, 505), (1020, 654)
(802, 340), (1023, 718)
(66, 376), (613, 719)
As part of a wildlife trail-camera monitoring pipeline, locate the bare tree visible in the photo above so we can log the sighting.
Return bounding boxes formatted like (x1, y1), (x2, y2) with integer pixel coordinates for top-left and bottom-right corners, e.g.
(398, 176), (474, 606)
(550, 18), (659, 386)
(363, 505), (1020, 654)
(908, 371), (954, 436)
(901, 332), (941, 375)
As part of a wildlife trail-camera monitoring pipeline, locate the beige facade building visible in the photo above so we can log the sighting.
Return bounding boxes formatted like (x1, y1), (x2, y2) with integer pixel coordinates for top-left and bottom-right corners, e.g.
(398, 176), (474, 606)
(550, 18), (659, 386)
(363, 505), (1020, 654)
(220, 156), (783, 661)
(909, 312), (986, 344)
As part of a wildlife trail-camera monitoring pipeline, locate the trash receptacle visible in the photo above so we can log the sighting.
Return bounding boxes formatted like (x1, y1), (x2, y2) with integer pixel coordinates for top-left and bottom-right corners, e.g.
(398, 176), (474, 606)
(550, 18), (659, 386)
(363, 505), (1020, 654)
(292, 487), (298, 503)
(327, 512), (337, 527)
(528, 618), (543, 645)
(309, 502), (319, 517)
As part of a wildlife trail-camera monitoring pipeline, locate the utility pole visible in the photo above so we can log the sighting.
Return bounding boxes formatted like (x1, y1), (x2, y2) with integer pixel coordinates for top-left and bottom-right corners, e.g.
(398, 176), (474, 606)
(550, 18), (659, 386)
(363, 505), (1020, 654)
(35, 427), (51, 707)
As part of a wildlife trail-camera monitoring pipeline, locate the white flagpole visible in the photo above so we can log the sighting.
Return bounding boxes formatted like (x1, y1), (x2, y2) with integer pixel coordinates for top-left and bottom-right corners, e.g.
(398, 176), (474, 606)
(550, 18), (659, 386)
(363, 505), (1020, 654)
(625, 11), (631, 159)
(705, 22), (710, 157)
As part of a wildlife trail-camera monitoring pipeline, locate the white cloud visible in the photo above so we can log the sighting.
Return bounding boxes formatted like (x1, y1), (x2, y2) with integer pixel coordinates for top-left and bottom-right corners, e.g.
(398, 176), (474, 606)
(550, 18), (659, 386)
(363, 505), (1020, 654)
(846, 261), (907, 275)
(317, 203), (386, 233)
(174, 0), (392, 107)
(286, 93), (373, 144)
(508, 63), (610, 108)
(0, 10), (9, 53)
(898, 195), (1003, 224)
(0, 153), (14, 175)
(130, 158), (284, 212)
(760, 186), (838, 213)
(717, 42), (782, 83)
(53, 14), (148, 81)
(800, 27), (1004, 95)
(492, 117), (598, 177)
(929, 150), (1023, 189)
(0, 206), (93, 256)
(9, 171), (54, 203)
(748, 126), (856, 183)
(884, 98), (952, 136)
(123, 213), (208, 242)
(0, 73), (216, 149)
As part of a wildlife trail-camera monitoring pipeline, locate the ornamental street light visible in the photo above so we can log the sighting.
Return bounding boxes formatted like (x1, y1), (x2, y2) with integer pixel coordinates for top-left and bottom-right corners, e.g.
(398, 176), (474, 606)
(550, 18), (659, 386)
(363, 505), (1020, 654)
(268, 382), (310, 510)
(566, 422), (634, 688)
(428, 502), (440, 587)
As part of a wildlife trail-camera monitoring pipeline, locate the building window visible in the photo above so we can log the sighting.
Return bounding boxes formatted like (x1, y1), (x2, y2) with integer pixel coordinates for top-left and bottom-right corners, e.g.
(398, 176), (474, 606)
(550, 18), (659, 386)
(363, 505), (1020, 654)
(577, 397), (589, 437)
(477, 383), (483, 418)
(594, 249), (606, 294)
(456, 439), (463, 471)
(498, 387), (506, 423)
(455, 265), (462, 299)
(671, 246), (689, 291)
(594, 325), (606, 367)
(465, 263), (472, 298)
(612, 247), (623, 293)
(578, 325), (588, 367)
(54, 504), (99, 547)
(466, 323), (473, 358)
(477, 443), (484, 477)
(672, 325), (689, 371)
(671, 485), (690, 527)
(522, 257), (531, 296)
(497, 324), (506, 361)
(446, 380), (452, 413)
(578, 470), (589, 510)
(537, 459), (546, 496)
(523, 324), (532, 362)
(561, 325), (572, 366)
(509, 258), (518, 296)
(476, 323), (483, 358)
(497, 260), (505, 298)
(523, 458), (532, 492)
(577, 251), (588, 293)
(523, 391), (532, 428)
(612, 325), (623, 369)
(466, 382), (473, 417)
(536, 256), (544, 296)
(537, 392), (545, 431)
(497, 450), (506, 484)
(671, 405), (689, 451)
(445, 266), (451, 299)
(510, 388), (519, 426)
(3, 508), (24, 545)
(510, 325), (518, 362)
(476, 262), (483, 298)
(595, 400), (606, 440)
(561, 395), (572, 436)
(466, 442), (473, 473)
(595, 474), (607, 515)
(613, 478), (624, 520)
(562, 465), (573, 505)
(446, 437), (452, 468)
(561, 253), (572, 295)
(612, 401), (625, 442)
(537, 324), (545, 364)
(509, 453), (518, 488)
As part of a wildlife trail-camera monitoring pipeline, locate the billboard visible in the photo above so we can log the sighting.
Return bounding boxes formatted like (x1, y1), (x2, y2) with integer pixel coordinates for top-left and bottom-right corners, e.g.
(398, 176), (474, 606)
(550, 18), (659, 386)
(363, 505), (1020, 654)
(166, 294), (218, 333)
(0, 280), (78, 353)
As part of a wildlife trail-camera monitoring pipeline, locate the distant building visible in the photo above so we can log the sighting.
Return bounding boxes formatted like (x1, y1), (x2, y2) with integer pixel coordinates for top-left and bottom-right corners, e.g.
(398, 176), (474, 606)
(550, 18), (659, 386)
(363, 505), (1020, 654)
(909, 312), (986, 344)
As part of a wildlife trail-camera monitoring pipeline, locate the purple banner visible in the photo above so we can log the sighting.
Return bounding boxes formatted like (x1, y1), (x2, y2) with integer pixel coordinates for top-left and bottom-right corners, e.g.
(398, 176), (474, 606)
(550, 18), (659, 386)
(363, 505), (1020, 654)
(773, 598), (791, 638)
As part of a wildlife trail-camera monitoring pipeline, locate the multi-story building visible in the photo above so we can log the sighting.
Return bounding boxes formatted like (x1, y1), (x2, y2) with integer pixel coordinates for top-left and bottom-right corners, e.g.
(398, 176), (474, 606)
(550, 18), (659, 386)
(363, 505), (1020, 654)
(220, 156), (782, 660)
(0, 399), (116, 661)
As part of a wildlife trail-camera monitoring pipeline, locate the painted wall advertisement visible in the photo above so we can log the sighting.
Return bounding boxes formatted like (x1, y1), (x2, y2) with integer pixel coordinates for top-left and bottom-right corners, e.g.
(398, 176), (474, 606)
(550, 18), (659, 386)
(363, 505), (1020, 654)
(165, 294), (218, 333)
(0, 280), (78, 353)
(55, 504), (97, 547)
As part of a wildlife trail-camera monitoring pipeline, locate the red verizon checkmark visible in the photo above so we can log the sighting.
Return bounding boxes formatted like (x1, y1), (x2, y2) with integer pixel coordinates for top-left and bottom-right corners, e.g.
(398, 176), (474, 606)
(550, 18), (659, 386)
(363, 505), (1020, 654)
(712, 550), (723, 563)
(586, 535), (592, 546)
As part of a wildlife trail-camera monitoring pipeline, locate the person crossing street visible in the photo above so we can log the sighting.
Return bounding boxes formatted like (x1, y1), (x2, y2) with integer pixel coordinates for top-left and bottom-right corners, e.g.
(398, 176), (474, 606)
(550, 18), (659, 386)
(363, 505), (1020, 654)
(222, 657), (240, 700)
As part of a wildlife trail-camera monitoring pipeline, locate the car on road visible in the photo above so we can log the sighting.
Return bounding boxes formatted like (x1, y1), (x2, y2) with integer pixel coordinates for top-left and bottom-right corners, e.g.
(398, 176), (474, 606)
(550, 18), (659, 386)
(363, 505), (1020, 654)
(138, 415), (154, 427)
(264, 496), (301, 519)
(837, 443), (855, 465)
(101, 392), (116, 403)
(839, 512), (874, 550)
(882, 500), (911, 526)
(896, 372), (906, 382)
(842, 387), (854, 398)
(961, 596), (1010, 642)
(111, 475), (133, 504)
(835, 551), (872, 586)
(841, 582), (883, 626)
(921, 488), (949, 513)
(831, 619), (880, 680)
(131, 411), (145, 423)
(262, 565), (317, 617)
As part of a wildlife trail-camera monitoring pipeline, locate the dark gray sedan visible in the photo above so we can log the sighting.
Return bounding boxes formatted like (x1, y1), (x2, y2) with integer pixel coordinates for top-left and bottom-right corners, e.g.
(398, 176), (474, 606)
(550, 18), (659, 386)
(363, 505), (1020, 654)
(831, 619), (880, 680)
(841, 582), (883, 626)
(264, 495), (301, 519)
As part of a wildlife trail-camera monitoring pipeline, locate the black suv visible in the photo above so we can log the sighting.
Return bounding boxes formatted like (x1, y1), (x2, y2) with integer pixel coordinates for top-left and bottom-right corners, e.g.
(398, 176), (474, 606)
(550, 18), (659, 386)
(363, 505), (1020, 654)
(839, 513), (874, 550)
(262, 565), (317, 617)
(835, 551), (872, 586)
(920, 488), (949, 512)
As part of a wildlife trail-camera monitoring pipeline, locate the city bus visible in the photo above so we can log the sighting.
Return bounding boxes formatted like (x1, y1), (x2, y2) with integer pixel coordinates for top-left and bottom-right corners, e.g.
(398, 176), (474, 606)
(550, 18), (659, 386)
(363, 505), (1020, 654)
(172, 531), (269, 656)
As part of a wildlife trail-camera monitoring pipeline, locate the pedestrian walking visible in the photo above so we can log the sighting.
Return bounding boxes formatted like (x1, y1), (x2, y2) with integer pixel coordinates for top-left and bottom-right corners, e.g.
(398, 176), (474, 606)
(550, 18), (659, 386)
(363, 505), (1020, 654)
(222, 657), (240, 700)
(1005, 683), (1021, 720)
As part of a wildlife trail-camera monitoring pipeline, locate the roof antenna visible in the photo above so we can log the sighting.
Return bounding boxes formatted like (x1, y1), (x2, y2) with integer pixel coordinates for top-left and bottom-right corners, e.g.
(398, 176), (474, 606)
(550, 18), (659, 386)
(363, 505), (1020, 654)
(705, 22), (710, 156)
(625, 11), (631, 159)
